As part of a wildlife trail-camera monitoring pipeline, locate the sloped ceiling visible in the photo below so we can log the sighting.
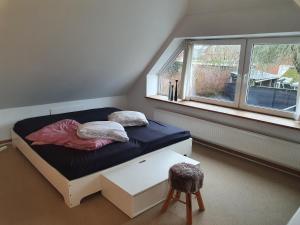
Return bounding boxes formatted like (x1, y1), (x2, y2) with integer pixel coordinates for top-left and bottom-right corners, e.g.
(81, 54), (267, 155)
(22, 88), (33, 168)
(0, 0), (188, 109)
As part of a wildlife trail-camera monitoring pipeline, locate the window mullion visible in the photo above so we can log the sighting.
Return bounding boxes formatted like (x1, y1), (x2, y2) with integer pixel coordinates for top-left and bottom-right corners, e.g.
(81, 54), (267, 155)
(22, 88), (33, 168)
(180, 41), (193, 100)
(237, 39), (250, 108)
(294, 81), (300, 120)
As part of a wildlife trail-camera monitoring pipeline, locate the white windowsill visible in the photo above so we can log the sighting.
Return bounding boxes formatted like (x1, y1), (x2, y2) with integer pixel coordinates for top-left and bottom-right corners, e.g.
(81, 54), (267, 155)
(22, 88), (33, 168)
(146, 95), (300, 130)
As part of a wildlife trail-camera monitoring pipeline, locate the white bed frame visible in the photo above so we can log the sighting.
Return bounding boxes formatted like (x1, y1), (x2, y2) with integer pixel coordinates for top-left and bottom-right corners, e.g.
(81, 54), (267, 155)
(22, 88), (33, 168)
(11, 130), (192, 208)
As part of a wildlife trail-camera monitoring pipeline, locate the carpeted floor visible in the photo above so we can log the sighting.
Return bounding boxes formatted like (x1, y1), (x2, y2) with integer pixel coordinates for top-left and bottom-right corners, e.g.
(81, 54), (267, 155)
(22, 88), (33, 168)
(0, 143), (299, 225)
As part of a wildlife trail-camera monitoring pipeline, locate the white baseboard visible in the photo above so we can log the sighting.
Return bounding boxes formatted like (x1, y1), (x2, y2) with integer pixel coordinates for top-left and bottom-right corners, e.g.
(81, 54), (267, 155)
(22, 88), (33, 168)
(0, 96), (127, 140)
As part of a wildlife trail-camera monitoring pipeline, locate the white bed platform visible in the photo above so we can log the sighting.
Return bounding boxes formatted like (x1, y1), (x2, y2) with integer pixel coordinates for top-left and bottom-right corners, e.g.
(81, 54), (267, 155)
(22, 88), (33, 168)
(11, 130), (192, 208)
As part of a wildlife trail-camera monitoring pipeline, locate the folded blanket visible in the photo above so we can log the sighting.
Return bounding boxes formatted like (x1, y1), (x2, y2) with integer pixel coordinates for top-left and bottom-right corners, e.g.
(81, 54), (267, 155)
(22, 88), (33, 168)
(26, 119), (113, 151)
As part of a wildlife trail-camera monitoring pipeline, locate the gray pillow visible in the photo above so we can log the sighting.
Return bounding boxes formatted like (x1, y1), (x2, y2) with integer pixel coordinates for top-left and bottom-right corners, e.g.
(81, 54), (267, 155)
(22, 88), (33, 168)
(77, 121), (129, 142)
(108, 111), (149, 127)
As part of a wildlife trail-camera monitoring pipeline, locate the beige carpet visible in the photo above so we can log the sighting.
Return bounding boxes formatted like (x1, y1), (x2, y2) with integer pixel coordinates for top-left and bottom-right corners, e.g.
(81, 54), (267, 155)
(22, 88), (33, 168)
(0, 143), (299, 225)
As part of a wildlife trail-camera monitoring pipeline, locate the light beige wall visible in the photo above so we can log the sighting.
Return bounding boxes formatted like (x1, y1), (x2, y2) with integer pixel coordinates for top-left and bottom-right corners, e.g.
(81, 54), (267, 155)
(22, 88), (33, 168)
(178, 0), (300, 38)
(128, 0), (300, 143)
(0, 0), (188, 109)
(187, 0), (293, 15)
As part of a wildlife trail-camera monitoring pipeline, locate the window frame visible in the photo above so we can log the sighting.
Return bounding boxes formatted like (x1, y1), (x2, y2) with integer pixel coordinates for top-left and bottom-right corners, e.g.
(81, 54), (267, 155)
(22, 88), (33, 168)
(157, 44), (186, 96)
(239, 37), (300, 119)
(185, 39), (247, 108)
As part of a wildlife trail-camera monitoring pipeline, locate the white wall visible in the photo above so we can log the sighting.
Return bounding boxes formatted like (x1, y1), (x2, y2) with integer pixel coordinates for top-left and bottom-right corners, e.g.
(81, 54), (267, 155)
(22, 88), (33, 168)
(0, 0), (188, 109)
(154, 109), (300, 170)
(178, 0), (300, 38)
(187, 0), (296, 15)
(128, 0), (300, 144)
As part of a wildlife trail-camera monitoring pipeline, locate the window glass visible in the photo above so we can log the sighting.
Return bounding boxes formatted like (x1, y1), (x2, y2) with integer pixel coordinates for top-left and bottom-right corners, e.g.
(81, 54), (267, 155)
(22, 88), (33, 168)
(190, 45), (241, 102)
(246, 43), (300, 112)
(158, 50), (184, 96)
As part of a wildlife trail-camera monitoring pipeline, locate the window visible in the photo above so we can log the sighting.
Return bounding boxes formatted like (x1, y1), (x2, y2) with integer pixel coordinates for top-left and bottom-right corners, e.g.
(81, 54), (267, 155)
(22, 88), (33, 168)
(241, 39), (300, 117)
(158, 49), (184, 97)
(189, 40), (245, 107)
(156, 37), (300, 119)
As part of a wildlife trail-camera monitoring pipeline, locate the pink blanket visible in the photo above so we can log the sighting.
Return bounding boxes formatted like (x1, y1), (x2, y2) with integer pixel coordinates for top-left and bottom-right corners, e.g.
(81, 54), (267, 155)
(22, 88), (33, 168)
(26, 119), (113, 151)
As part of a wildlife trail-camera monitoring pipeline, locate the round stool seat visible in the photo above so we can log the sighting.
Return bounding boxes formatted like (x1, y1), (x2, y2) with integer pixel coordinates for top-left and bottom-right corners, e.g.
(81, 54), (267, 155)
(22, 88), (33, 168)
(169, 163), (204, 193)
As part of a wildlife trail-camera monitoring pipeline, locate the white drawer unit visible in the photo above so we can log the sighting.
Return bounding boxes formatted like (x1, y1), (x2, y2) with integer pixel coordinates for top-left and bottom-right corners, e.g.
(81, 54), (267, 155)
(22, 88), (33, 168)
(100, 149), (200, 218)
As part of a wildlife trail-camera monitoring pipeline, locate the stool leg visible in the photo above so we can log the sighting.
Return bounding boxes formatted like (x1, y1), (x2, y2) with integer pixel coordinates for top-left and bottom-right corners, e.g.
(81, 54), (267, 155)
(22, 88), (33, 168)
(161, 188), (174, 213)
(195, 191), (205, 211)
(186, 193), (192, 225)
(174, 191), (181, 201)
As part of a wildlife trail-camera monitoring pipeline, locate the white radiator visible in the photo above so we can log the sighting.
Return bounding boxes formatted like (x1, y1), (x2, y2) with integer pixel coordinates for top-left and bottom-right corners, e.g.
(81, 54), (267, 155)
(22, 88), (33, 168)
(154, 109), (300, 171)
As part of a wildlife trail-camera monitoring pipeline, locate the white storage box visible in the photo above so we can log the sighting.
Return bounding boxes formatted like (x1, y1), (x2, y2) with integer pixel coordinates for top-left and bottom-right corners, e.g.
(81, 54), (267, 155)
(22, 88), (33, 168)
(101, 149), (199, 218)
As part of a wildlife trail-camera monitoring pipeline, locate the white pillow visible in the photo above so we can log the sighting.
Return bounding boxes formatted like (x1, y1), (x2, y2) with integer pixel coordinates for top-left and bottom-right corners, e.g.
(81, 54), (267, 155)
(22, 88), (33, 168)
(108, 111), (149, 127)
(77, 121), (129, 142)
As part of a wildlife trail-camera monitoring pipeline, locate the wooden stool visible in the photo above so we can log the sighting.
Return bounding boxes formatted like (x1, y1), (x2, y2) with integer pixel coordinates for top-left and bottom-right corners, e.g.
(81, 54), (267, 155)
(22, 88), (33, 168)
(161, 163), (205, 225)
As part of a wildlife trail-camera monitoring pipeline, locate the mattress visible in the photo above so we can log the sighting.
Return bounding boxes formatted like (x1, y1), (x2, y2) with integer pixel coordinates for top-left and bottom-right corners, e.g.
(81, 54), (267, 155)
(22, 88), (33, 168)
(13, 107), (191, 180)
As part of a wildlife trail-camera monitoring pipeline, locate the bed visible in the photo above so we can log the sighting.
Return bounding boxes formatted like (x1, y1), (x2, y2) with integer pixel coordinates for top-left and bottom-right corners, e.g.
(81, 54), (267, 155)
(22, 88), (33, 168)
(12, 107), (192, 207)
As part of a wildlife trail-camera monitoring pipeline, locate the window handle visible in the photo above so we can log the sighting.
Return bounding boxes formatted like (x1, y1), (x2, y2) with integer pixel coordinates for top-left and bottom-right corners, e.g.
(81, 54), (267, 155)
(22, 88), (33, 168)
(243, 73), (249, 80)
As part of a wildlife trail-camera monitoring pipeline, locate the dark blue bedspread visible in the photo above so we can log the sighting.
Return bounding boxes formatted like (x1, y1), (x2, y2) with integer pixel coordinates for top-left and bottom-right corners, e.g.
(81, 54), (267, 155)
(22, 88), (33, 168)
(13, 107), (191, 180)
